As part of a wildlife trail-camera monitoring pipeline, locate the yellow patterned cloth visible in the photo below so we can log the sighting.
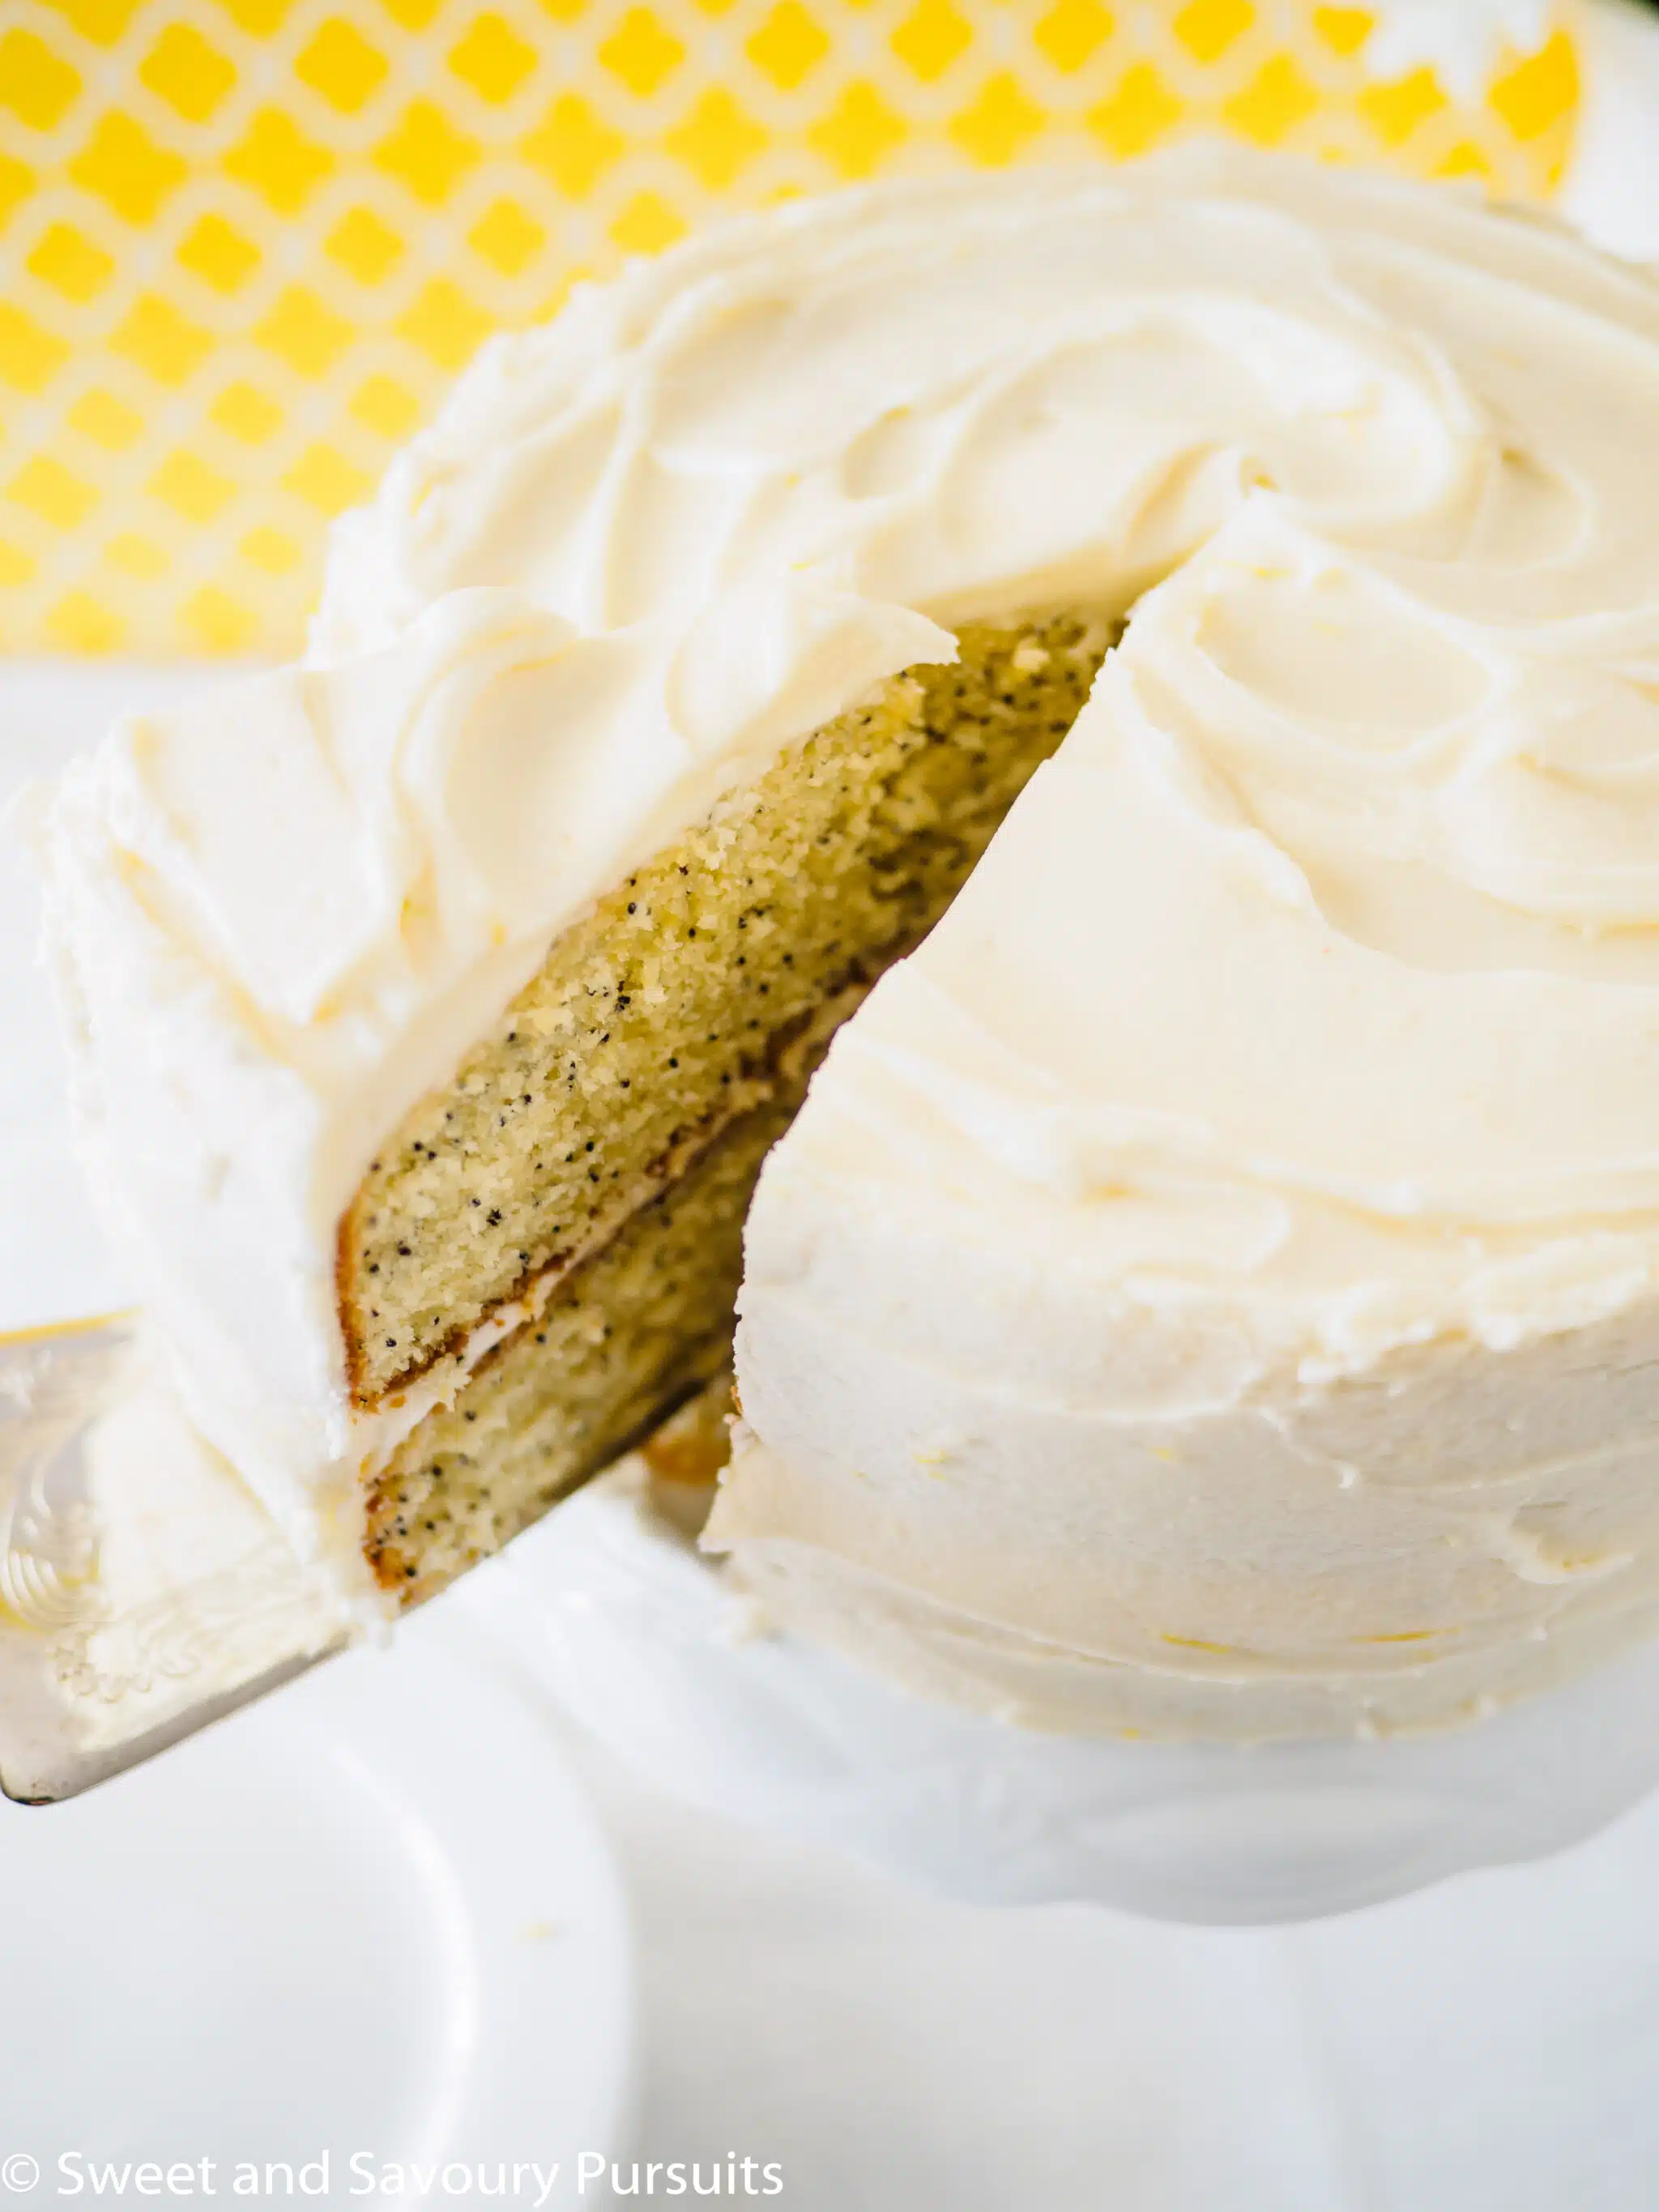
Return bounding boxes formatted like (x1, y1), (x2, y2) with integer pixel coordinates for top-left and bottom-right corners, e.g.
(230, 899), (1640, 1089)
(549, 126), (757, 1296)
(0, 0), (1580, 654)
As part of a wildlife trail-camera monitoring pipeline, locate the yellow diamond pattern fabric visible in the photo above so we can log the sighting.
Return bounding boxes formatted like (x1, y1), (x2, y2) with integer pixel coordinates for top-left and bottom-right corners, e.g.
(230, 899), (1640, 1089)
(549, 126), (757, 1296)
(0, 0), (1582, 654)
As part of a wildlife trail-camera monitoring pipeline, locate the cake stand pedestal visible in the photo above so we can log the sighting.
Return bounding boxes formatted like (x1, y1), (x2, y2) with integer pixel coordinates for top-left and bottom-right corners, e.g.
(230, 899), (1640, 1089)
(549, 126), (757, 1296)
(473, 1460), (1659, 1924)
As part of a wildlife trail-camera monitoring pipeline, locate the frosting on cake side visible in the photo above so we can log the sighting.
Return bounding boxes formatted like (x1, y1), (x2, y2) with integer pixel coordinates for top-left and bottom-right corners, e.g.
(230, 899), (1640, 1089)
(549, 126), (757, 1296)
(711, 168), (1659, 1737)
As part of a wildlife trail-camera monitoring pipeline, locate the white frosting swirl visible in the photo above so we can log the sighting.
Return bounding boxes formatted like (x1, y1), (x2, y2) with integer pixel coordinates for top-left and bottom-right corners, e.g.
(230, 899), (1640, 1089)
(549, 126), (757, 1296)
(41, 147), (1659, 1699)
(705, 157), (1659, 1738)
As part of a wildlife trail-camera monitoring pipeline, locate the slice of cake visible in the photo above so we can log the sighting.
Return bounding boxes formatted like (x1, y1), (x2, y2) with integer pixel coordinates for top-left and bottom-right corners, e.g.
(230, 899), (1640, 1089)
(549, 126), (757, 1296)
(46, 593), (1108, 1611)
(43, 143), (1659, 1684)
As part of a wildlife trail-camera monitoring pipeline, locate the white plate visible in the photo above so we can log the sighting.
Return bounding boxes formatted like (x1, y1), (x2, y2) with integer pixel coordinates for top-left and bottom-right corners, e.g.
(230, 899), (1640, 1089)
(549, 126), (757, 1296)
(0, 1600), (635, 2206)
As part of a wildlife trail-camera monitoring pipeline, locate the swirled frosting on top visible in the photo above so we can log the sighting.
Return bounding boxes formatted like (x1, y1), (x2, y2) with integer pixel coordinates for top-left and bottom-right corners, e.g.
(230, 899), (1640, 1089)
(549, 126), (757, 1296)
(706, 153), (1659, 1738)
(41, 147), (1659, 1682)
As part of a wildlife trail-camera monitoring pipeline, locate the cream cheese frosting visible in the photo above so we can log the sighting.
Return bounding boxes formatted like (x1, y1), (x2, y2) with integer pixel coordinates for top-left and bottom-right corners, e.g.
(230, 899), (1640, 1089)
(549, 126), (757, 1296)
(709, 162), (1659, 1738)
(41, 146), (1659, 1689)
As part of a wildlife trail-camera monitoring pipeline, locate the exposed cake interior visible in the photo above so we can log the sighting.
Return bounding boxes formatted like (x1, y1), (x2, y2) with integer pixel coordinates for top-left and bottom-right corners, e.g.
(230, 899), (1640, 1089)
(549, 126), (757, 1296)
(352, 607), (1115, 1600)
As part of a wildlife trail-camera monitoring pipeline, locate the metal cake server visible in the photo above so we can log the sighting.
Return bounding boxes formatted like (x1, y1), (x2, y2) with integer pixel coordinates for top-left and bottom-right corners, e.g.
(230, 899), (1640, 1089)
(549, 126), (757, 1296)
(0, 1315), (348, 1802)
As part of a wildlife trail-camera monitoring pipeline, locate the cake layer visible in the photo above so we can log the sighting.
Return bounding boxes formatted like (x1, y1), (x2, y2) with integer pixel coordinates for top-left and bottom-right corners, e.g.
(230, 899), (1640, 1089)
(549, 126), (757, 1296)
(365, 1097), (785, 1604)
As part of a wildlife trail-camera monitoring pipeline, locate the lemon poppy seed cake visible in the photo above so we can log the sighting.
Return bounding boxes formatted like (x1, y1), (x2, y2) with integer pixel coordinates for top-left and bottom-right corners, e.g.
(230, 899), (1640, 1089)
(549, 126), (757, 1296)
(44, 145), (1659, 1719)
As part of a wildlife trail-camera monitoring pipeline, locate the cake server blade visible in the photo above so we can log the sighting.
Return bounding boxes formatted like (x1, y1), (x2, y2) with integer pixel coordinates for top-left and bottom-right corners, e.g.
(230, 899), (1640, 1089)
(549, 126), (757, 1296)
(0, 1316), (348, 1802)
